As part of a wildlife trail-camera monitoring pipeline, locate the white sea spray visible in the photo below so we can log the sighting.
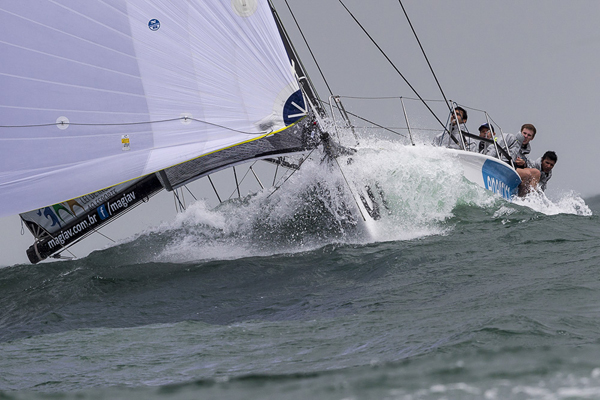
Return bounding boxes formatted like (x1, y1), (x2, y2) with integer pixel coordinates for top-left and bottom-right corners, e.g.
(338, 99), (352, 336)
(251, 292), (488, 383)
(513, 190), (592, 216)
(151, 140), (493, 262)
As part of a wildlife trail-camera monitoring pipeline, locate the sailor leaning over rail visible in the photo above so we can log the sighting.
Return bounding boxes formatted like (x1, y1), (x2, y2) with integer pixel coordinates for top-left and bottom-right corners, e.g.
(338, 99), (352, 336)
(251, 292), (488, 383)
(432, 106), (477, 151)
(532, 151), (557, 192)
(486, 123), (541, 195)
(485, 123), (535, 167)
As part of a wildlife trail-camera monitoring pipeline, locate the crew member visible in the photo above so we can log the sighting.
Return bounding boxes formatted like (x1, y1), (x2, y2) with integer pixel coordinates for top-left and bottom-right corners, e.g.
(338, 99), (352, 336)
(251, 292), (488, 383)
(532, 151), (557, 192)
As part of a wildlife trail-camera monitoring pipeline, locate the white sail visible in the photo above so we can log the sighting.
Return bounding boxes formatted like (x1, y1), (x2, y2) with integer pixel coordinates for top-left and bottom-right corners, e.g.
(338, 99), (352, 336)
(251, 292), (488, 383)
(0, 0), (303, 218)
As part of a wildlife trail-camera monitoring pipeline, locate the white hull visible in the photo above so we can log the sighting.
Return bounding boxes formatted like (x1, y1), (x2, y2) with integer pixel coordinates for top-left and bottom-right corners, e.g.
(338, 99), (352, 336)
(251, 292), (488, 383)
(447, 149), (521, 200)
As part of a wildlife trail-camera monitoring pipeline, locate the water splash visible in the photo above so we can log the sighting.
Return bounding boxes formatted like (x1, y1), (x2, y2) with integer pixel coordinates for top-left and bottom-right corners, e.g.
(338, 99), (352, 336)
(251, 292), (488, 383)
(149, 141), (503, 262)
(512, 190), (592, 216)
(101, 140), (591, 263)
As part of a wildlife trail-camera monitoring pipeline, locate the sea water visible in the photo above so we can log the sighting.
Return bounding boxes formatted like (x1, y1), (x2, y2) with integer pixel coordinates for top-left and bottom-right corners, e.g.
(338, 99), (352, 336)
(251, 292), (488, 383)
(1, 142), (599, 399)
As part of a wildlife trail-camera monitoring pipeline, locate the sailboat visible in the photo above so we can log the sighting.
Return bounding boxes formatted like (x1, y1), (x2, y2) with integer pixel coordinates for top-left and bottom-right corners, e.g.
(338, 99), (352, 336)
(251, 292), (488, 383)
(0, 0), (520, 264)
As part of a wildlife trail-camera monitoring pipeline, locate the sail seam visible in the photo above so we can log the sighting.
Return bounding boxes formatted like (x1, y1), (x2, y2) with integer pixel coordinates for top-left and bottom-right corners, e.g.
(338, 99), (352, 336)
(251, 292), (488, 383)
(0, 39), (143, 81)
(0, 71), (146, 99)
(0, 6), (137, 60)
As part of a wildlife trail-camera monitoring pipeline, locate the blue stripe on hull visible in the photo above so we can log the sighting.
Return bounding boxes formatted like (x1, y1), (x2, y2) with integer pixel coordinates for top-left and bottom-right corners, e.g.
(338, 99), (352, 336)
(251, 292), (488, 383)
(482, 159), (520, 200)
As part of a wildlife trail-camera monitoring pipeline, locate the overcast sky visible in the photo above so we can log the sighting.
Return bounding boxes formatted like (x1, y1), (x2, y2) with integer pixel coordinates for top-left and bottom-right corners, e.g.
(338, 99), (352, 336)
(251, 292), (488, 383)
(1, 0), (598, 266)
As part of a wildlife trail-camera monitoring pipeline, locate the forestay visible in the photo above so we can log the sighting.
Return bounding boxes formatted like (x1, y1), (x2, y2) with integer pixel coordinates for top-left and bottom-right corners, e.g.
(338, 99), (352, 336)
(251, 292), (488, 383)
(0, 0), (304, 218)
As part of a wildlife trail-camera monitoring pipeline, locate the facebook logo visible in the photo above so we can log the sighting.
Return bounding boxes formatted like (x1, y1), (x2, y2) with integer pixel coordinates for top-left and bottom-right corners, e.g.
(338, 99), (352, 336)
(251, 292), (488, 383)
(97, 204), (109, 220)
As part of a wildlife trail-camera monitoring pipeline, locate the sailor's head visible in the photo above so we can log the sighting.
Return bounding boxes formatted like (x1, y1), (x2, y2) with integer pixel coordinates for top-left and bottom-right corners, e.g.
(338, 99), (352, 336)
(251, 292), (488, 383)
(520, 123), (537, 145)
(478, 123), (494, 139)
(451, 106), (467, 125)
(541, 151), (557, 173)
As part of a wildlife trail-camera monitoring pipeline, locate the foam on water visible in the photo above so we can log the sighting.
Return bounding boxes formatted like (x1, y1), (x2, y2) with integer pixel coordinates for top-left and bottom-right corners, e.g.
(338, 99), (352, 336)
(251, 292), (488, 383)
(512, 189), (592, 216)
(144, 141), (496, 262)
(114, 140), (591, 263)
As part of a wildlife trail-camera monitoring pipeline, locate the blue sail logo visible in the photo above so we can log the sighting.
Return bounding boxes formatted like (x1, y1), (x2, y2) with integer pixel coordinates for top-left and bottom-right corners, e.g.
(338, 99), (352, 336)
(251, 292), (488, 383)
(283, 90), (307, 125)
(148, 19), (160, 31)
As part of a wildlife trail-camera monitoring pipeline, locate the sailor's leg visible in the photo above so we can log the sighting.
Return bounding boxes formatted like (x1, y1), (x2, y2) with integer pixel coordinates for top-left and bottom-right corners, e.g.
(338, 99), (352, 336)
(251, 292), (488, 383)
(516, 168), (542, 196)
(529, 168), (541, 189)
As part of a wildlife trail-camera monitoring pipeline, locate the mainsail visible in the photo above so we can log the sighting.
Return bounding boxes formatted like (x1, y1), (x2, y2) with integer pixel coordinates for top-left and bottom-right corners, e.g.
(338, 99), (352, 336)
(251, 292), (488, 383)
(0, 0), (319, 262)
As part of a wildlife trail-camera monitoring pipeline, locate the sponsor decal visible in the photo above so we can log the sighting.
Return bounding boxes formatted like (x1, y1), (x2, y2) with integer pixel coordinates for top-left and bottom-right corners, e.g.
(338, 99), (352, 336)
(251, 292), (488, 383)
(283, 90), (307, 125)
(47, 190), (137, 250)
(107, 191), (136, 215)
(47, 218), (91, 248)
(66, 199), (85, 215)
(148, 19), (160, 31)
(122, 135), (130, 151)
(482, 159), (520, 200)
(97, 204), (109, 220)
(52, 203), (73, 224)
(23, 184), (130, 233)
(38, 207), (61, 228)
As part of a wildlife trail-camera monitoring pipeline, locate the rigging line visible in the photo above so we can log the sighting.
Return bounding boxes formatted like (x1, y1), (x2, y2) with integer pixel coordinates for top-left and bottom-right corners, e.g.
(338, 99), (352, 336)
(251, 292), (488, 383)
(397, 0), (452, 114)
(331, 156), (367, 222)
(338, 95), (446, 102)
(207, 175), (222, 203)
(272, 163), (280, 186)
(460, 104), (493, 114)
(354, 126), (442, 132)
(0, 118), (180, 128)
(233, 167), (241, 199)
(173, 190), (185, 212)
(267, 147), (318, 199)
(336, 0), (448, 131)
(282, 0), (334, 97)
(184, 185), (198, 202)
(0, 117), (267, 135)
(93, 229), (116, 243)
(320, 99), (408, 139)
(336, 96), (500, 131)
(458, 103), (503, 130)
(271, 162), (297, 190)
(226, 161), (257, 200)
(65, 248), (77, 259)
